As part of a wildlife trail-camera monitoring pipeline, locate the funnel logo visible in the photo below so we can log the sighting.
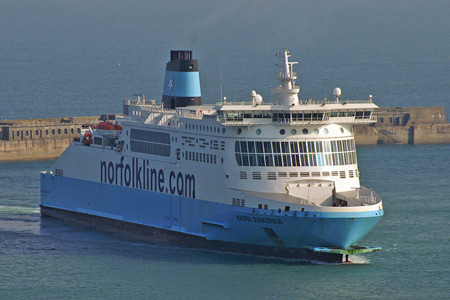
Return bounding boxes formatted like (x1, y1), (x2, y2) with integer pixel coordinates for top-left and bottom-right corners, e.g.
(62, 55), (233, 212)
(168, 76), (174, 93)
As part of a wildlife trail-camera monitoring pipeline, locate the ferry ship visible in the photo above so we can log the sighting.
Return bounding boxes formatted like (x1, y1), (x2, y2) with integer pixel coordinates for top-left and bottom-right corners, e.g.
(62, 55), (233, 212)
(40, 49), (383, 263)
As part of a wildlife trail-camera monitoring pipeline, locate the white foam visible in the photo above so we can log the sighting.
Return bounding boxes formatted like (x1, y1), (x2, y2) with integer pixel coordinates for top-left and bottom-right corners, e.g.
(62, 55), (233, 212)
(0, 205), (40, 215)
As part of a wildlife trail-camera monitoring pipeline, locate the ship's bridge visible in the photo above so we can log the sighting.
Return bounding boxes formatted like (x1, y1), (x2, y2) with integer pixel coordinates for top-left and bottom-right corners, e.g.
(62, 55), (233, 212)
(216, 99), (378, 126)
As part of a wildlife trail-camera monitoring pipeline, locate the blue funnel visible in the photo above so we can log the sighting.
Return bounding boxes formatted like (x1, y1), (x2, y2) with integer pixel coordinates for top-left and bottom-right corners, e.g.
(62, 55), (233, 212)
(162, 50), (201, 109)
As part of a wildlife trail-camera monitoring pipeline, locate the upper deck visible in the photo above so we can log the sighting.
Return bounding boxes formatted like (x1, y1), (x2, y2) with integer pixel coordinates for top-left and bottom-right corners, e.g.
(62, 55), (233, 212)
(120, 98), (377, 127)
(120, 49), (377, 128)
(216, 99), (377, 126)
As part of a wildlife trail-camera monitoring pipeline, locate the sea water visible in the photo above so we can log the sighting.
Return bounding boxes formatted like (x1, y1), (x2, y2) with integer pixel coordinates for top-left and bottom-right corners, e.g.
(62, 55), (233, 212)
(1, 146), (449, 299)
(1, 0), (449, 299)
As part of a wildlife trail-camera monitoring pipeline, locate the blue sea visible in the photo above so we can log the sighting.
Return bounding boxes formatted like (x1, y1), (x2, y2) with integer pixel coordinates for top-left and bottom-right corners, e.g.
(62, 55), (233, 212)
(1, 0), (449, 299)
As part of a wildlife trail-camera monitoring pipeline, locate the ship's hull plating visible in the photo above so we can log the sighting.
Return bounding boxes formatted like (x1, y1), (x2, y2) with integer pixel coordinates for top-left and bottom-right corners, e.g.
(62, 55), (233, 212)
(40, 173), (382, 262)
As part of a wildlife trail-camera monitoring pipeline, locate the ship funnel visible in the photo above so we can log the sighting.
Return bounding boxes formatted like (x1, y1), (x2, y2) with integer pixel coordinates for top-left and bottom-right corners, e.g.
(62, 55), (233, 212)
(162, 50), (201, 109)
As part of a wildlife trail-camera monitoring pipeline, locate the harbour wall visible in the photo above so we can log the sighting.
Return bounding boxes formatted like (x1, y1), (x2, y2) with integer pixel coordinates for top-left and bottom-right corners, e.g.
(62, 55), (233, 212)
(354, 106), (450, 145)
(0, 116), (106, 162)
(1, 107), (450, 162)
(0, 137), (75, 161)
(354, 124), (450, 145)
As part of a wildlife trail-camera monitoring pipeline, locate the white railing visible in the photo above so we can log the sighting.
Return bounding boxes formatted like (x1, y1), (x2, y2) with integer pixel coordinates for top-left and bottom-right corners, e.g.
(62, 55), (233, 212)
(217, 98), (374, 106)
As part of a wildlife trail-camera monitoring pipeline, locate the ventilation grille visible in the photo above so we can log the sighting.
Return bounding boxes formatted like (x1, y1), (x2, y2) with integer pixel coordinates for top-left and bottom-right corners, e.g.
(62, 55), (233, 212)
(267, 172), (277, 180)
(252, 172), (262, 180)
(278, 172), (287, 178)
(340, 171), (346, 179)
(240, 171), (247, 180)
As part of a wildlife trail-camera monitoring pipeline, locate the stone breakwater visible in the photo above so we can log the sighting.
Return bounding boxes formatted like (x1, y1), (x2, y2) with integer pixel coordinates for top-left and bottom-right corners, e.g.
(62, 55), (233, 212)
(1, 107), (450, 162)
(0, 116), (107, 162)
(354, 106), (450, 145)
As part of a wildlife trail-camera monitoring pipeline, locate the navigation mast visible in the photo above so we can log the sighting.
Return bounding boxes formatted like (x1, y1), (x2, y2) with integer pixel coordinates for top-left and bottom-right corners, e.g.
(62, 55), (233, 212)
(271, 49), (300, 106)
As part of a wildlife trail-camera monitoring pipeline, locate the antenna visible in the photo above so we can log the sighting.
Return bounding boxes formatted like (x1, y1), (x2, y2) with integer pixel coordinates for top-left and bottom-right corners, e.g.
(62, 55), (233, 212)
(220, 64), (223, 103)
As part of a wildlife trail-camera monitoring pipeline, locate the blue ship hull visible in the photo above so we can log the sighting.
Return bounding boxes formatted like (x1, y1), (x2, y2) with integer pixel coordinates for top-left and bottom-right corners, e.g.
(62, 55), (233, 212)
(40, 172), (383, 263)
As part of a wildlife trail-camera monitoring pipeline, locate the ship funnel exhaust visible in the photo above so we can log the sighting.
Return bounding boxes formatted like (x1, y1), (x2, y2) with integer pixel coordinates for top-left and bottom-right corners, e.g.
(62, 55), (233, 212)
(162, 50), (201, 109)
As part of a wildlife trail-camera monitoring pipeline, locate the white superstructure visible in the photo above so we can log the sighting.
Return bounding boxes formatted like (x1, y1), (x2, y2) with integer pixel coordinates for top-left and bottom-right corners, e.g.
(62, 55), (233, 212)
(41, 49), (383, 262)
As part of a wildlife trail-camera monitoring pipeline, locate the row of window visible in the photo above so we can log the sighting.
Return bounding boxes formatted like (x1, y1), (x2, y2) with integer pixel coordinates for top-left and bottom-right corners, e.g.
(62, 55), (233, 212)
(235, 140), (357, 167)
(239, 169), (358, 180)
(10, 128), (79, 140)
(180, 123), (226, 134)
(219, 110), (372, 123)
(236, 140), (356, 154)
(183, 151), (217, 164)
(236, 151), (356, 167)
(130, 140), (171, 157)
(130, 129), (171, 144)
(130, 129), (171, 157)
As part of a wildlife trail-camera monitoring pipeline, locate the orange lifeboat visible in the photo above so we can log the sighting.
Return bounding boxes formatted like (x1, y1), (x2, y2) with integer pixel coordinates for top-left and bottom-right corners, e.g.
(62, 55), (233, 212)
(95, 122), (123, 131)
(82, 132), (92, 145)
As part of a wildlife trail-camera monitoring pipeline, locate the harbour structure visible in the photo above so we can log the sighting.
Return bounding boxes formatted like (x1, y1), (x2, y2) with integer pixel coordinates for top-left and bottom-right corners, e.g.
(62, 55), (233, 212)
(40, 49), (384, 262)
(0, 116), (103, 161)
(355, 106), (450, 145)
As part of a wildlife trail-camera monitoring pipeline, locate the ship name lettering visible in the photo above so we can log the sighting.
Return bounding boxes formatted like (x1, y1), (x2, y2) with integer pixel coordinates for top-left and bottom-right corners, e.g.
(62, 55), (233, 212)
(252, 217), (283, 224)
(236, 215), (252, 222)
(235, 215), (283, 224)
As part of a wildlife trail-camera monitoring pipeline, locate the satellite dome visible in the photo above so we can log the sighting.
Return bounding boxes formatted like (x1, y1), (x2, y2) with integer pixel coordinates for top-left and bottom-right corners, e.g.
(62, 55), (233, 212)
(333, 87), (342, 98)
(251, 90), (263, 106)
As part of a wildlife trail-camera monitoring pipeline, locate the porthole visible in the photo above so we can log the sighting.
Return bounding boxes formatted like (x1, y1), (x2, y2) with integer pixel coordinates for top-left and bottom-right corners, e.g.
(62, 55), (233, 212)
(222, 128), (226, 134)
(314, 129), (319, 134)
(291, 129), (297, 135)
(302, 128), (308, 134)
(324, 128), (329, 134)
(256, 129), (262, 135)
(237, 128), (242, 134)
(340, 127), (344, 133)
(280, 129), (285, 135)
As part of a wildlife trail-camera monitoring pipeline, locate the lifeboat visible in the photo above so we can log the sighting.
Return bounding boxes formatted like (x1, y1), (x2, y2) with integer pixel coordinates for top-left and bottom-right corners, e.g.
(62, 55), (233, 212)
(82, 132), (92, 145)
(95, 121), (123, 131)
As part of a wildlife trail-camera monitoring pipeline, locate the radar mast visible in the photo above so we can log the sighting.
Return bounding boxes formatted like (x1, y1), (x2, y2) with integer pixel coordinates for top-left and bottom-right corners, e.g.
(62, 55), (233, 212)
(271, 49), (300, 106)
